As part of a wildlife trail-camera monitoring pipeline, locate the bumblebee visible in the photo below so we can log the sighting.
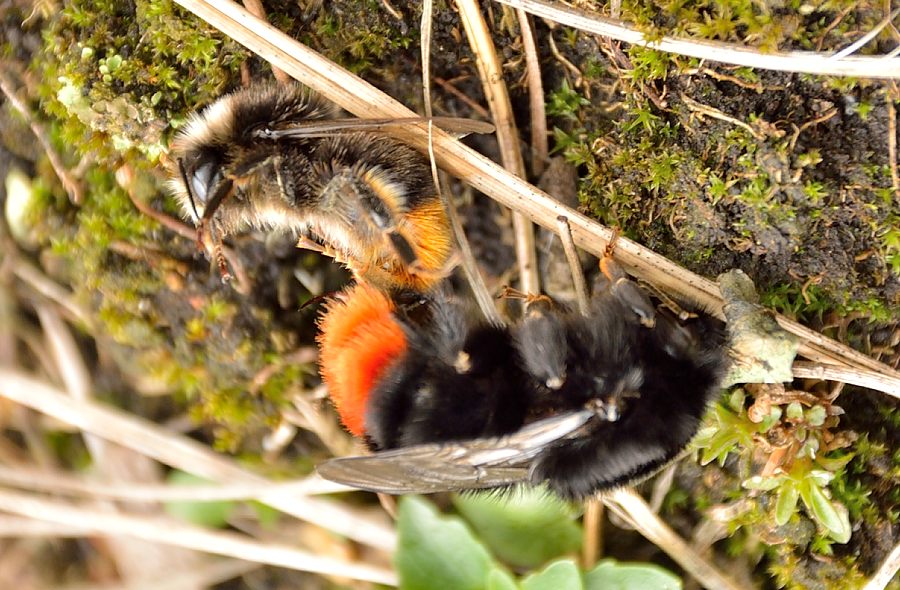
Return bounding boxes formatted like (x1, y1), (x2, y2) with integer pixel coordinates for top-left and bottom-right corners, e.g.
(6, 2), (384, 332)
(167, 83), (456, 291)
(316, 253), (729, 499)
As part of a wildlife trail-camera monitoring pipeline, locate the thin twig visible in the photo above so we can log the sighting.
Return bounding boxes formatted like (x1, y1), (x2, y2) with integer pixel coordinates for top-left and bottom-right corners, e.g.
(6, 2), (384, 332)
(35, 304), (111, 469)
(547, 32), (584, 88)
(11, 258), (92, 328)
(787, 107), (838, 152)
(433, 76), (491, 118)
(887, 84), (899, 196)
(681, 93), (765, 140)
(491, 0), (900, 78)
(556, 216), (590, 315)
(830, 6), (900, 59)
(681, 66), (776, 93)
(0, 369), (397, 551)
(0, 70), (84, 204)
(241, 0), (290, 82)
(815, 3), (858, 52)
(0, 515), (93, 538)
(517, 8), (549, 176)
(170, 0), (900, 396)
(458, 0), (540, 294)
(0, 488), (396, 586)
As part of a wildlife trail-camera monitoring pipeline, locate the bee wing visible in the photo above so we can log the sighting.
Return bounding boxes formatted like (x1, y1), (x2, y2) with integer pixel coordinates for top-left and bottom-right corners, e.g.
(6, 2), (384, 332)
(255, 117), (495, 140)
(317, 409), (595, 494)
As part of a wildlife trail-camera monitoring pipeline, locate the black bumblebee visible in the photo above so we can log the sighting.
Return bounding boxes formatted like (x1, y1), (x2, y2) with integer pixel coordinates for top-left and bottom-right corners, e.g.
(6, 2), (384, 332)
(317, 252), (729, 499)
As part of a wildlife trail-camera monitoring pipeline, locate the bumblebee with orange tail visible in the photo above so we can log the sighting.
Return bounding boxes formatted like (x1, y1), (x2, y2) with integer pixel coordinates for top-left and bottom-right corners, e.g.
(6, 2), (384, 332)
(168, 83), (484, 291)
(316, 250), (729, 499)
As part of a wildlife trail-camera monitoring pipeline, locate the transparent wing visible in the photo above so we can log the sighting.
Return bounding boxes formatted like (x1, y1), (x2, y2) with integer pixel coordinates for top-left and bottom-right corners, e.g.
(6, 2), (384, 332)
(254, 117), (495, 140)
(316, 409), (595, 494)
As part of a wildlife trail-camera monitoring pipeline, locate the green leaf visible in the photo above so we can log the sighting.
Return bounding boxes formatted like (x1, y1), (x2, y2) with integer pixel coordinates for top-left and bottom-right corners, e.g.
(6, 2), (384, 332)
(808, 469), (835, 487)
(453, 488), (582, 568)
(396, 496), (495, 590)
(816, 453), (854, 472)
(775, 483), (800, 525)
(805, 405), (827, 426)
(163, 471), (235, 528)
(743, 475), (781, 491)
(799, 481), (852, 543)
(521, 560), (583, 590)
(584, 559), (682, 590)
(486, 568), (520, 590)
(727, 389), (745, 412)
(786, 402), (804, 421)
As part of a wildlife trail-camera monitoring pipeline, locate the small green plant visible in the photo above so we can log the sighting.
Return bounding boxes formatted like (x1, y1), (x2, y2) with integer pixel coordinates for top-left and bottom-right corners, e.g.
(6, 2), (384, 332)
(695, 387), (856, 547)
(396, 495), (682, 590)
(546, 80), (590, 120)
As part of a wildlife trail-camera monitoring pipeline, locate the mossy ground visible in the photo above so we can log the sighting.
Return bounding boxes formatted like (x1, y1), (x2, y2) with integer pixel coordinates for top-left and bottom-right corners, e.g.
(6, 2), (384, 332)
(1, 0), (898, 587)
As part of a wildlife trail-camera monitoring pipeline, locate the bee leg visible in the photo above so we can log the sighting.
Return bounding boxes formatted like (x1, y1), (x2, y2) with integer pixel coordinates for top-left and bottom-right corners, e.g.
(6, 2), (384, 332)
(595, 234), (656, 328)
(513, 293), (569, 391)
(498, 286), (554, 307)
(636, 280), (697, 322)
(297, 234), (373, 280)
(296, 235), (329, 255)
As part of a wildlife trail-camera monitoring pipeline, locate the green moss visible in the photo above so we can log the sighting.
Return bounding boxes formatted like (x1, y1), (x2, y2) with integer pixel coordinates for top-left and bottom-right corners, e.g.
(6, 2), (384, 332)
(39, 0), (246, 166)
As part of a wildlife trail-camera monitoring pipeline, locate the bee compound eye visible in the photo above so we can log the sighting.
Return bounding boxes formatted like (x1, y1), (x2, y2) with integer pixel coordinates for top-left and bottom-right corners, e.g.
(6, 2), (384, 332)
(190, 160), (222, 206)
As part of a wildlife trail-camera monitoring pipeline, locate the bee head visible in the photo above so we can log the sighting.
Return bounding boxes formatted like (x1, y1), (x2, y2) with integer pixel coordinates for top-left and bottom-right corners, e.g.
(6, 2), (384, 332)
(168, 83), (330, 224)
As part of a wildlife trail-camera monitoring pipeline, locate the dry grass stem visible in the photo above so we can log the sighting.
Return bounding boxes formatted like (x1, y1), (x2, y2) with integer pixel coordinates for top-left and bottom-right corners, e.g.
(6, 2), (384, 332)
(888, 85), (899, 195)
(492, 0), (900, 78)
(681, 93), (765, 140)
(791, 361), (900, 399)
(516, 8), (549, 176)
(0, 70), (84, 203)
(240, 0), (289, 82)
(458, 0), (541, 294)
(556, 216), (591, 315)
(831, 6), (900, 59)
(0, 464), (348, 501)
(421, 0), (434, 118)
(0, 369), (397, 550)
(863, 541), (900, 590)
(604, 489), (743, 590)
(0, 488), (397, 585)
(173, 0), (900, 397)
(11, 258), (93, 328)
(421, 1), (501, 323)
(433, 76), (491, 118)
(0, 515), (92, 538)
(57, 559), (262, 590)
(582, 499), (603, 567)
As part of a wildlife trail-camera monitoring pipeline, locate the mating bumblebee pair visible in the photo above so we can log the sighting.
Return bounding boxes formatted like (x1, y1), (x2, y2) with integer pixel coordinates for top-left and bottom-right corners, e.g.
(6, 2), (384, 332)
(169, 83), (729, 499)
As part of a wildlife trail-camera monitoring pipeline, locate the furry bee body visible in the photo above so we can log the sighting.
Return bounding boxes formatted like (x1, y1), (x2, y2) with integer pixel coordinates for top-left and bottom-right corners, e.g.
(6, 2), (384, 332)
(168, 84), (453, 291)
(317, 259), (729, 499)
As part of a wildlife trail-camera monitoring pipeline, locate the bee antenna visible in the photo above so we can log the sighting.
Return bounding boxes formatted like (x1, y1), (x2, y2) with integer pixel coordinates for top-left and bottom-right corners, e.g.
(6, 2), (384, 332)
(200, 176), (234, 225)
(177, 158), (202, 222)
